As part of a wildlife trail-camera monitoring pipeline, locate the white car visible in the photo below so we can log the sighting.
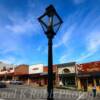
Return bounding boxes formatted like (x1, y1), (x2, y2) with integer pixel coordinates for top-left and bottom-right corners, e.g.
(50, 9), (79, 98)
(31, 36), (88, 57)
(10, 80), (23, 85)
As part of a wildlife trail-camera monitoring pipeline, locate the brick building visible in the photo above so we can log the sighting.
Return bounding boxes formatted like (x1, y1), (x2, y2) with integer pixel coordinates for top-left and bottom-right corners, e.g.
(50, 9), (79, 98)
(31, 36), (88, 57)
(14, 64), (29, 84)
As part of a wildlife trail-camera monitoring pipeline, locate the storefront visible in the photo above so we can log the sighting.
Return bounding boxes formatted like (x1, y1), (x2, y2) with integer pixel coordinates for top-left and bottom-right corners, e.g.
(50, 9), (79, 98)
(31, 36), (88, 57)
(0, 67), (14, 81)
(29, 64), (45, 86)
(14, 64), (29, 84)
(43, 65), (58, 86)
(28, 64), (58, 86)
(57, 62), (76, 87)
(76, 61), (100, 91)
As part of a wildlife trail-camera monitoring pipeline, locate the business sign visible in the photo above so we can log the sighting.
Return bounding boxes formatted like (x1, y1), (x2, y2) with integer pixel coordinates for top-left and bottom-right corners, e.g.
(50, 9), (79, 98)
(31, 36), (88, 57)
(29, 64), (43, 74)
(77, 61), (100, 73)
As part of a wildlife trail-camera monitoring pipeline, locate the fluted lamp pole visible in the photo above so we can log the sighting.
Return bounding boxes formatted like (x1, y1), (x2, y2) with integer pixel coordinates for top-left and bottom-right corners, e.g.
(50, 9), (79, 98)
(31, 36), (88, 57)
(38, 5), (63, 100)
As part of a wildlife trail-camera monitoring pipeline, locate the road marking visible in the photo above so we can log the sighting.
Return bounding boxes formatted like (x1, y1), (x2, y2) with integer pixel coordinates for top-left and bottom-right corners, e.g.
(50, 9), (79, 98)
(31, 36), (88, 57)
(76, 93), (85, 100)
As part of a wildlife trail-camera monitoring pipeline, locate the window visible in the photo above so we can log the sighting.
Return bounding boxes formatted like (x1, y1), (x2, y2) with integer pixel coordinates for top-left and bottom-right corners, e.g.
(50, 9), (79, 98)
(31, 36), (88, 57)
(96, 78), (100, 86)
(63, 68), (70, 74)
(88, 77), (93, 84)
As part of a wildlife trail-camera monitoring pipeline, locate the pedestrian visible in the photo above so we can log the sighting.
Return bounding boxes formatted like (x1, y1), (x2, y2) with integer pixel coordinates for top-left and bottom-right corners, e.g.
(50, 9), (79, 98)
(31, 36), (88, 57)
(59, 80), (63, 87)
(92, 84), (96, 97)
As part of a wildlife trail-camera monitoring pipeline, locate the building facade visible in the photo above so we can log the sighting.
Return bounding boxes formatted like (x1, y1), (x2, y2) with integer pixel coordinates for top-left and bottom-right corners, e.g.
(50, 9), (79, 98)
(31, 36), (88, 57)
(28, 64), (45, 86)
(0, 61), (100, 91)
(57, 62), (76, 87)
(0, 66), (14, 81)
(76, 61), (100, 91)
(14, 64), (29, 84)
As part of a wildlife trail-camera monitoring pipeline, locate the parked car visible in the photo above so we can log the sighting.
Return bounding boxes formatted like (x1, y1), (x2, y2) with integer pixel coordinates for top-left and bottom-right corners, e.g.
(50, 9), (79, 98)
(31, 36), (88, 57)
(10, 80), (23, 85)
(0, 82), (7, 88)
(1, 80), (10, 84)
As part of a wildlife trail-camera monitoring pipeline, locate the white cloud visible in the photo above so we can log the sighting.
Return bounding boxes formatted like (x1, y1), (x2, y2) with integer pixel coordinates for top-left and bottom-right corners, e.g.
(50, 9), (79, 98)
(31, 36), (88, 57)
(76, 31), (100, 62)
(59, 48), (74, 63)
(58, 7), (100, 64)
(0, 56), (17, 64)
(59, 55), (67, 63)
(36, 45), (46, 53)
(59, 54), (75, 63)
(0, 4), (39, 36)
(53, 41), (62, 48)
(6, 21), (29, 33)
(86, 32), (100, 52)
(0, 55), (28, 65)
(0, 47), (16, 55)
(5, 17), (38, 35)
(59, 54), (72, 63)
(76, 52), (95, 62)
(0, 5), (40, 65)
(53, 8), (85, 49)
(54, 24), (76, 48)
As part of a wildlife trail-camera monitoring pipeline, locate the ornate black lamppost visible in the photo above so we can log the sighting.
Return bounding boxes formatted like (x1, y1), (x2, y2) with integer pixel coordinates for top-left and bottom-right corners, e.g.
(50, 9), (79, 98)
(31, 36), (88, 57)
(38, 5), (63, 100)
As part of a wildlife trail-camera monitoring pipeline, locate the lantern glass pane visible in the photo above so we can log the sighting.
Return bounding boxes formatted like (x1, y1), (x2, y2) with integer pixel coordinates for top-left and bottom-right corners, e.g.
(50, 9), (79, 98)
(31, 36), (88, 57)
(53, 15), (60, 26)
(39, 11), (62, 33)
(41, 15), (49, 27)
(53, 23), (61, 33)
(40, 21), (47, 32)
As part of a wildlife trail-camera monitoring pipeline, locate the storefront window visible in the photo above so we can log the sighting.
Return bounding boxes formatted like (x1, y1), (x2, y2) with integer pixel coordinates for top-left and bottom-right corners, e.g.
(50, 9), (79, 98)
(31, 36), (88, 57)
(88, 77), (93, 84)
(96, 78), (100, 86)
(62, 76), (75, 86)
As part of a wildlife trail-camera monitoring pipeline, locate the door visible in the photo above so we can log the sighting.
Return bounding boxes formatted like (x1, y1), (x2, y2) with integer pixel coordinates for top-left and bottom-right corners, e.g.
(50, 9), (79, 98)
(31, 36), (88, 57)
(81, 78), (88, 91)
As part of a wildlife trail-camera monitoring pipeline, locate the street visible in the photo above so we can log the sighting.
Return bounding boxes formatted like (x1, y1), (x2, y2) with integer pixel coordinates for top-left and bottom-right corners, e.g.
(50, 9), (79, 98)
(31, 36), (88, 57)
(0, 85), (100, 100)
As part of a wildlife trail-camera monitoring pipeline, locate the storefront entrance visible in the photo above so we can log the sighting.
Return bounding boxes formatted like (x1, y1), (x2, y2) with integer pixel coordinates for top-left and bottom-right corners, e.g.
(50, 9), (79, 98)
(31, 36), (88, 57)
(60, 74), (76, 87)
(80, 78), (88, 91)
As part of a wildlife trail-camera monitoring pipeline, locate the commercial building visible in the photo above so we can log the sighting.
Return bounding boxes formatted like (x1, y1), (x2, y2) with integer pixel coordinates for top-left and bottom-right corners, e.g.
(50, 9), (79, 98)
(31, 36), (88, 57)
(14, 64), (29, 84)
(28, 64), (45, 86)
(43, 65), (58, 86)
(0, 61), (100, 91)
(0, 67), (14, 81)
(57, 62), (76, 87)
(76, 61), (100, 91)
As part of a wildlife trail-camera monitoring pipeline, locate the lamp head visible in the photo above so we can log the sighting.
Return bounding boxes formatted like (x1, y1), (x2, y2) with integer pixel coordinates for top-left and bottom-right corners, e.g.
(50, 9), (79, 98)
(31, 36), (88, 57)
(38, 5), (63, 39)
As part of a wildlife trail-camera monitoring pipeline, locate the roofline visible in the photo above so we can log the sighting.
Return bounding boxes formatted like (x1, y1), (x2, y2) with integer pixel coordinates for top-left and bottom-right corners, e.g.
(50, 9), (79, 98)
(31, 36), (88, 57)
(56, 62), (76, 68)
(77, 60), (100, 65)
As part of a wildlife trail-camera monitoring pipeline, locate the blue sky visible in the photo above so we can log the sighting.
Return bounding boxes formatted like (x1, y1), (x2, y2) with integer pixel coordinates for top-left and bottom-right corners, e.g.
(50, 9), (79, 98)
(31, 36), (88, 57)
(0, 0), (100, 65)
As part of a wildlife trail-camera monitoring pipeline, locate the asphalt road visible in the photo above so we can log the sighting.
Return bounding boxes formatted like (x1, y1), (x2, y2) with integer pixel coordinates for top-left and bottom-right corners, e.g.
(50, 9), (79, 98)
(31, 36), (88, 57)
(0, 85), (100, 100)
